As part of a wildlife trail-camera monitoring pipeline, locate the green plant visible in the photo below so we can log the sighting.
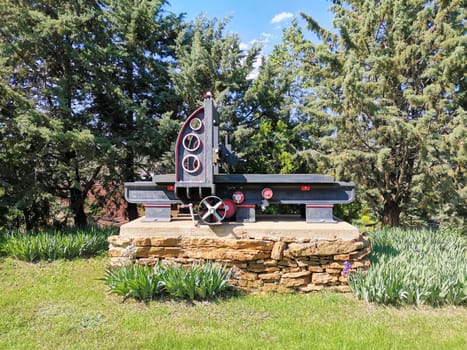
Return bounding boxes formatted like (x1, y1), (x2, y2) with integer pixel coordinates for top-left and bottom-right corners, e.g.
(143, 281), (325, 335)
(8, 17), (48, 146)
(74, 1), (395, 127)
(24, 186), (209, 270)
(348, 227), (467, 306)
(0, 227), (115, 262)
(104, 262), (234, 302)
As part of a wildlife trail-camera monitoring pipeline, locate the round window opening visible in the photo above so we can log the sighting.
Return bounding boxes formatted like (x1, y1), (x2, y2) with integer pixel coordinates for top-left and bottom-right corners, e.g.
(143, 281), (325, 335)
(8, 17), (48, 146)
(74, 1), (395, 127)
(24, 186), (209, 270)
(182, 133), (201, 152)
(182, 155), (201, 173)
(190, 118), (203, 131)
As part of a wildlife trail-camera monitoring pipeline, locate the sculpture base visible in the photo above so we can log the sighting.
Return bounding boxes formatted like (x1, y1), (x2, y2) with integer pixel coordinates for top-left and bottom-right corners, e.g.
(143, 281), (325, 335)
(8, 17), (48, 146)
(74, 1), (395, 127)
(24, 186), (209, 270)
(108, 216), (370, 293)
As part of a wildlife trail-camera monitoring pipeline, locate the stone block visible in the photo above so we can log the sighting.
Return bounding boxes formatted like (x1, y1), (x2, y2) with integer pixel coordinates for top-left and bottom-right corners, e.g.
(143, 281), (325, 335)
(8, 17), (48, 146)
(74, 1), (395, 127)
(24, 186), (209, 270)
(312, 272), (338, 285)
(107, 235), (133, 247)
(282, 276), (310, 288)
(258, 272), (281, 281)
(247, 263), (266, 273)
(308, 266), (324, 273)
(271, 241), (286, 260)
(282, 270), (311, 279)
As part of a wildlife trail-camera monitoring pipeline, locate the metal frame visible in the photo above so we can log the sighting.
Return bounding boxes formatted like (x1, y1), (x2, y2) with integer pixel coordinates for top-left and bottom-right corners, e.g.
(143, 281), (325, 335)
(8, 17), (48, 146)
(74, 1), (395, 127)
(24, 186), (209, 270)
(125, 94), (356, 224)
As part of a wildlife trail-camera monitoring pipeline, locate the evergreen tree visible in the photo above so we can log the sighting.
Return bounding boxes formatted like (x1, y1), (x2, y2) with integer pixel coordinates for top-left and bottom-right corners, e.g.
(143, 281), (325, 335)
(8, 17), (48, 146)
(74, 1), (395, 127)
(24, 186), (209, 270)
(242, 20), (327, 174)
(0, 0), (183, 227)
(91, 0), (183, 220)
(300, 0), (466, 226)
(0, 0), (106, 228)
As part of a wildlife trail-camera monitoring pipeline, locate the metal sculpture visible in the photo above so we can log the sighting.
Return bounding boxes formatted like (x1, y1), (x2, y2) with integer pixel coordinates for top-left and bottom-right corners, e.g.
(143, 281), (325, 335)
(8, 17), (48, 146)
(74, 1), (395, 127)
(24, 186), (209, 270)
(125, 93), (355, 224)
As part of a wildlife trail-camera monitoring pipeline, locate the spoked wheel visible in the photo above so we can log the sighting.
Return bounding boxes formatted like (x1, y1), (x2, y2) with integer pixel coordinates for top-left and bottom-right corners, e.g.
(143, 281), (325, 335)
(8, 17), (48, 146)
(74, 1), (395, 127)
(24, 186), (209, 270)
(198, 196), (226, 225)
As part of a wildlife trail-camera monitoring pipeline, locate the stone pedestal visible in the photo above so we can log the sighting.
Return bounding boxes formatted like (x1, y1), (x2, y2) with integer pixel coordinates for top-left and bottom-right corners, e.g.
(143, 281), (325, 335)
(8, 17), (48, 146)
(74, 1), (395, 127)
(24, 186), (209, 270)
(108, 216), (370, 293)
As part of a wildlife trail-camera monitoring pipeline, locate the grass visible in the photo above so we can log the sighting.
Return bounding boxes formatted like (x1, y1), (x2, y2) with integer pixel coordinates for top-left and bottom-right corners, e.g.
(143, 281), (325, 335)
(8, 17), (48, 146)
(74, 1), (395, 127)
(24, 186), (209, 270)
(1, 257), (466, 350)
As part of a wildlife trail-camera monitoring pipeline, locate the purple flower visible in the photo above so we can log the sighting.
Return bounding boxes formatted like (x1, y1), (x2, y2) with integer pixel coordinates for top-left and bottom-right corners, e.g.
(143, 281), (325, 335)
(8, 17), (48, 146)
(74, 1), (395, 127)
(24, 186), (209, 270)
(342, 261), (352, 275)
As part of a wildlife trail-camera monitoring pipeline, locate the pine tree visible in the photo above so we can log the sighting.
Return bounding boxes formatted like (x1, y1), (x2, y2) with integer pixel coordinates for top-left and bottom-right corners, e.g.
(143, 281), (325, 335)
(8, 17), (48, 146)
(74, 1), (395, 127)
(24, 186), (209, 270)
(300, 0), (466, 226)
(0, 0), (106, 228)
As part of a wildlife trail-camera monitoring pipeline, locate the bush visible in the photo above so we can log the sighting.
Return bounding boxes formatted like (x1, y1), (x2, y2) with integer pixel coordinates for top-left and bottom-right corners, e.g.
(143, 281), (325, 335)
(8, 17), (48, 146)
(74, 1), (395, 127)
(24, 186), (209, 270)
(0, 227), (115, 262)
(348, 226), (466, 306)
(104, 262), (235, 302)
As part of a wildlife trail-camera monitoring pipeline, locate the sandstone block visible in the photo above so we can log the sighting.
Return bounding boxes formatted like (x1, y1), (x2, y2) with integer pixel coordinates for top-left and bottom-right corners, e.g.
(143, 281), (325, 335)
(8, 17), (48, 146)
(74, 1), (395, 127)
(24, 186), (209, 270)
(284, 235), (369, 258)
(308, 266), (324, 273)
(264, 266), (280, 273)
(271, 241), (286, 260)
(239, 271), (258, 281)
(247, 263), (266, 272)
(282, 270), (311, 279)
(334, 253), (350, 261)
(258, 272), (281, 281)
(312, 272), (338, 285)
(264, 259), (278, 267)
(350, 247), (371, 260)
(278, 259), (298, 267)
(282, 276), (310, 287)
(107, 235), (133, 247)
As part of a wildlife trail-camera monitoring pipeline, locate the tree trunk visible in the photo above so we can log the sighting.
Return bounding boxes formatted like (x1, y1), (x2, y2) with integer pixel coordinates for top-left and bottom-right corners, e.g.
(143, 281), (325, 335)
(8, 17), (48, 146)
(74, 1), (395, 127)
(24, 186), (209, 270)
(381, 199), (402, 226)
(70, 187), (87, 228)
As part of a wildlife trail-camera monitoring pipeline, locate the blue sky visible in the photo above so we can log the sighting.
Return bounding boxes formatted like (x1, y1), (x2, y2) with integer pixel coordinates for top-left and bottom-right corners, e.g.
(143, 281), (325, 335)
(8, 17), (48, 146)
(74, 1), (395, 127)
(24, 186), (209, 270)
(167, 0), (334, 53)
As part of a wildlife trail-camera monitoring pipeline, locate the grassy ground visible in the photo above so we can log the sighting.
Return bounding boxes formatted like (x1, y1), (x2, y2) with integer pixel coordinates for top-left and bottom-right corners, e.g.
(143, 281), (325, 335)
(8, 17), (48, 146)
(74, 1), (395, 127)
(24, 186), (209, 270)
(1, 257), (466, 350)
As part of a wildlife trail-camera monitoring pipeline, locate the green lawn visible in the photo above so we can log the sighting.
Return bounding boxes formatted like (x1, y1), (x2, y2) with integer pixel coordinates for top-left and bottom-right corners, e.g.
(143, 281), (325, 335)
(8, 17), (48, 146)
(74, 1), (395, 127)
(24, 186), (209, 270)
(1, 257), (466, 350)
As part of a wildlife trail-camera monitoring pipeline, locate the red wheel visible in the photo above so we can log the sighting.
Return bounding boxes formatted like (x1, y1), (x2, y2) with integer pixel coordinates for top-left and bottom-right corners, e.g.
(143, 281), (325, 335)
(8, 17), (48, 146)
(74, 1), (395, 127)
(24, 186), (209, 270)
(198, 196), (227, 225)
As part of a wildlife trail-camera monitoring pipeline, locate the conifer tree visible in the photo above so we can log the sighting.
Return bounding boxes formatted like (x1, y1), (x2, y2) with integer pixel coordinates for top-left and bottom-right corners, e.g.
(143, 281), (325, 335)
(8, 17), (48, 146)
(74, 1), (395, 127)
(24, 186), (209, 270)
(300, 0), (466, 226)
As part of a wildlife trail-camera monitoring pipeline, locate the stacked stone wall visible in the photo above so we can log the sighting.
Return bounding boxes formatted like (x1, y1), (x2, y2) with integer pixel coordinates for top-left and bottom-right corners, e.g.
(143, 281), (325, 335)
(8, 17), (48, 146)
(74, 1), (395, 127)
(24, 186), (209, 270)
(108, 234), (370, 293)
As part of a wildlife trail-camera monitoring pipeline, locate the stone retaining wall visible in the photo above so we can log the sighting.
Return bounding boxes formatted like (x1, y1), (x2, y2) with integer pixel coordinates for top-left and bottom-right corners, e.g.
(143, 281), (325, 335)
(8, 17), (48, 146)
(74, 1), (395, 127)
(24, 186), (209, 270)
(108, 233), (370, 293)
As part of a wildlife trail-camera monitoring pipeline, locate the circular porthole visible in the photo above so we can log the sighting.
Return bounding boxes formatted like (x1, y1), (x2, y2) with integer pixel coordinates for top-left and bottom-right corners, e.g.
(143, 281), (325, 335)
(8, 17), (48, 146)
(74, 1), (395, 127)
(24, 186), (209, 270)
(182, 133), (201, 152)
(190, 117), (202, 131)
(182, 154), (201, 173)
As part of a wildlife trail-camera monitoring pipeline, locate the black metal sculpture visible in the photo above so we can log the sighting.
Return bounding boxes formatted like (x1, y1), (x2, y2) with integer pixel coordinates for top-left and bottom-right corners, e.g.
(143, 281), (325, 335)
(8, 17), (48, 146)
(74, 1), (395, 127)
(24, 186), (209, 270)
(125, 93), (355, 225)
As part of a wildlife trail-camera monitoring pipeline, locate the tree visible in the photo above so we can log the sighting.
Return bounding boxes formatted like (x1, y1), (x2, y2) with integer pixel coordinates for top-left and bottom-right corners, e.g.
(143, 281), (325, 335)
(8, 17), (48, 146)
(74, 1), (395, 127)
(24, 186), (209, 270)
(299, 0), (466, 226)
(171, 15), (260, 126)
(241, 19), (329, 175)
(0, 0), (107, 228)
(92, 0), (183, 220)
(0, 0), (183, 227)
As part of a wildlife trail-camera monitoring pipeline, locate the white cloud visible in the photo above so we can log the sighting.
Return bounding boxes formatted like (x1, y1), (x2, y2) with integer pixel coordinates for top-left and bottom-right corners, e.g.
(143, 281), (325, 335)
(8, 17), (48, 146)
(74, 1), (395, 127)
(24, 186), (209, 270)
(239, 42), (249, 50)
(271, 12), (293, 24)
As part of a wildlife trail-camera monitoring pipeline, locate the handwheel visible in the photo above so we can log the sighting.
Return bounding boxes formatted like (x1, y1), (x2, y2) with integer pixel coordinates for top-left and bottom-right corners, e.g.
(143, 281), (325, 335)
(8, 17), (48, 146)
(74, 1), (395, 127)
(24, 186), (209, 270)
(198, 195), (226, 225)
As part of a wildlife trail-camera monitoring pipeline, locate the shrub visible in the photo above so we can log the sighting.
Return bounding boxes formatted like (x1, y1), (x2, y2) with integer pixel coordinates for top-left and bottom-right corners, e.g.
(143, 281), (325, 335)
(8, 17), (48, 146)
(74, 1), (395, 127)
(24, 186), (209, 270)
(348, 226), (466, 306)
(0, 227), (115, 262)
(104, 262), (235, 302)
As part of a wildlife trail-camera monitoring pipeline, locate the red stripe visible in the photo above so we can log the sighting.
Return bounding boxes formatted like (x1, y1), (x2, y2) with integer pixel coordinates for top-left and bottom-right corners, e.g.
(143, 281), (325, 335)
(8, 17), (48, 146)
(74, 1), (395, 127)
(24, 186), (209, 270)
(175, 106), (204, 182)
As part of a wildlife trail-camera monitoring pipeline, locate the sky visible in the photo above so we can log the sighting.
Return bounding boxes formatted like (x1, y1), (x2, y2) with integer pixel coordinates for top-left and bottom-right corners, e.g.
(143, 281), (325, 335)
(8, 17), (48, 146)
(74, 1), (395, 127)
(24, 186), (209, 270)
(167, 0), (334, 54)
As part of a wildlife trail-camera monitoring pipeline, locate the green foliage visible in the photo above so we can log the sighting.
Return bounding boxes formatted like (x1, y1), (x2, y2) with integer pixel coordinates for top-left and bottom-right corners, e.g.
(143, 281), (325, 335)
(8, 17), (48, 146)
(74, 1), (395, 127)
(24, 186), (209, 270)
(298, 0), (466, 226)
(348, 226), (467, 306)
(104, 262), (235, 302)
(2, 258), (466, 349)
(0, 227), (115, 262)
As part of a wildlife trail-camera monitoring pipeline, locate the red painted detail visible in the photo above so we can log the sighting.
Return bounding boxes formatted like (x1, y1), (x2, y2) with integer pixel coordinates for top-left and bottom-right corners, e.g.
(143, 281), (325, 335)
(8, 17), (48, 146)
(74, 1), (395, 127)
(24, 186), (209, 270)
(262, 188), (273, 200)
(144, 204), (171, 208)
(300, 185), (312, 191)
(175, 106), (204, 182)
(222, 199), (236, 218)
(166, 185), (175, 191)
(306, 204), (334, 208)
(205, 91), (213, 98)
(236, 204), (255, 208)
(232, 191), (245, 204)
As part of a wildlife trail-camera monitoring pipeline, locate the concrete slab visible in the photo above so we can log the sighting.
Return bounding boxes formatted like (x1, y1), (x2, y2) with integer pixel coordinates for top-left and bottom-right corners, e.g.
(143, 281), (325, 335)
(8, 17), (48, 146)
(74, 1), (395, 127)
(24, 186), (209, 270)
(119, 215), (360, 241)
